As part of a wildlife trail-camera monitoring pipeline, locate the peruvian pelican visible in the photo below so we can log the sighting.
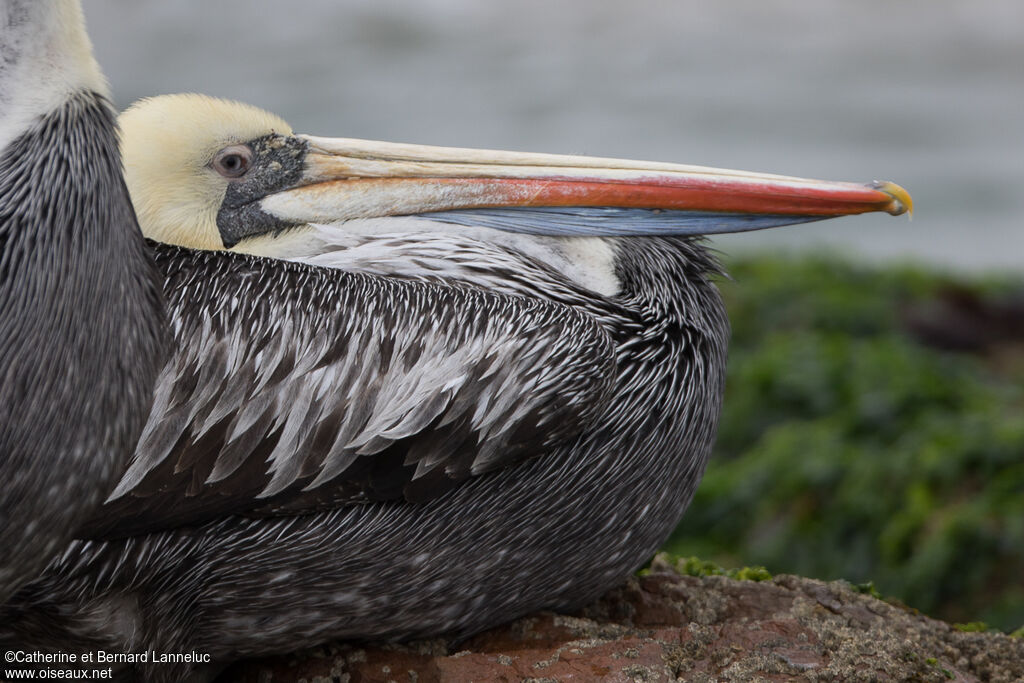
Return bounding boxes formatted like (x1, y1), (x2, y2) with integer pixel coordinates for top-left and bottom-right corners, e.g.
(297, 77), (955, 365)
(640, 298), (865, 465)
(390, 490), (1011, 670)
(0, 1), (164, 603)
(1, 92), (910, 681)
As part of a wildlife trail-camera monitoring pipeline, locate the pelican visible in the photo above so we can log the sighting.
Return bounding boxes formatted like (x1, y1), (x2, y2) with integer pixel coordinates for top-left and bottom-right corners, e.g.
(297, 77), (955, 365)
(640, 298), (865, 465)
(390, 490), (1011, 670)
(0, 1), (164, 603)
(0, 91), (910, 681)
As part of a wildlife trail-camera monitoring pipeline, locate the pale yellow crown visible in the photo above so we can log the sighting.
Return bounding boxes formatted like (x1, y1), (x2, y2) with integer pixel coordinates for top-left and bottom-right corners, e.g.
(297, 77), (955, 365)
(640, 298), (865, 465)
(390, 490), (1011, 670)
(119, 94), (292, 250)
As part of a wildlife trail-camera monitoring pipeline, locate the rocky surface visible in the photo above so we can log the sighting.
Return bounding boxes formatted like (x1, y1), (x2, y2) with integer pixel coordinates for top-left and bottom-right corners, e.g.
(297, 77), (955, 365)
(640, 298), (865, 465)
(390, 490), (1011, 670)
(220, 556), (1024, 682)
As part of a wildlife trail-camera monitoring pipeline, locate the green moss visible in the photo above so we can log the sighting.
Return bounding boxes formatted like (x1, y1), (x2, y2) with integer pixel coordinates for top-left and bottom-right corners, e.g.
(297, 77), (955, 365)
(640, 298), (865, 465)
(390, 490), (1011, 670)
(663, 254), (1024, 631)
(647, 553), (772, 582)
(731, 565), (773, 582)
(674, 555), (725, 577)
(851, 581), (883, 600)
(953, 621), (992, 633)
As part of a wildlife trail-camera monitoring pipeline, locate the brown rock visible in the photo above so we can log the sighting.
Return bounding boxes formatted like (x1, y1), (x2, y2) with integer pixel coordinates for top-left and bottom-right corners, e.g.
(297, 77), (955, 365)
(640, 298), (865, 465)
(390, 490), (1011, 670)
(220, 564), (1024, 683)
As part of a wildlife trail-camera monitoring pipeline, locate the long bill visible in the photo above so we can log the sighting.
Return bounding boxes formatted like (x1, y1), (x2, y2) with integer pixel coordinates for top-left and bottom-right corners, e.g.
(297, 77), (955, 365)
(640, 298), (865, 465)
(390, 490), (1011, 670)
(259, 136), (912, 236)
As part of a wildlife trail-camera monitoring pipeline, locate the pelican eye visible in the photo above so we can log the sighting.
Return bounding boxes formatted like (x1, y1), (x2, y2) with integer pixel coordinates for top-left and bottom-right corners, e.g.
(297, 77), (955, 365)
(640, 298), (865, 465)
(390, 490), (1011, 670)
(212, 145), (253, 179)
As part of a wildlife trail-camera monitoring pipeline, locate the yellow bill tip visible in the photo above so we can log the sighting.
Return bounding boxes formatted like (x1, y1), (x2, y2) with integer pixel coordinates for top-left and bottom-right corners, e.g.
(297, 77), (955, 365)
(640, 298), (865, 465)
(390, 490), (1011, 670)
(870, 180), (913, 217)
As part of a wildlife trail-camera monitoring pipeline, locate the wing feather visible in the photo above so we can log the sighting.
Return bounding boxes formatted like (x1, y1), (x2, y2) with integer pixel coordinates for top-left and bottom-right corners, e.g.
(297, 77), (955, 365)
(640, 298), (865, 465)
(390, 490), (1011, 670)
(82, 245), (614, 539)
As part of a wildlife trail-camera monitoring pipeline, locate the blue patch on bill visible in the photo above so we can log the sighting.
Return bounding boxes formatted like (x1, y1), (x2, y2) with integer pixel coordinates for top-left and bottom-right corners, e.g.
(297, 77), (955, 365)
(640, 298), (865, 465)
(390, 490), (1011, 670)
(418, 207), (831, 237)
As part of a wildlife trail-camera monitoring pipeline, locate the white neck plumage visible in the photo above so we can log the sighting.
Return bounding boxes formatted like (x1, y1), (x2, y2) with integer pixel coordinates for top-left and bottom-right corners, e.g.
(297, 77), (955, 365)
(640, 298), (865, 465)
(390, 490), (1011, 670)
(0, 0), (108, 151)
(233, 217), (623, 298)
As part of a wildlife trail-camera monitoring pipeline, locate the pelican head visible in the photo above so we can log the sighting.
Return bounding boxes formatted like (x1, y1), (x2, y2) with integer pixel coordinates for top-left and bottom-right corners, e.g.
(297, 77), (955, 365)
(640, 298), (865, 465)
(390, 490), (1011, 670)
(121, 94), (911, 287)
(120, 95), (294, 251)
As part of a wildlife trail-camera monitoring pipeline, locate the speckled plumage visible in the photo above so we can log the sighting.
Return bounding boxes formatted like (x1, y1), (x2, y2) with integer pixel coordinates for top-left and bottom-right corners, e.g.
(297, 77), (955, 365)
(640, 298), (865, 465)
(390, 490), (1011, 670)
(2, 232), (727, 682)
(87, 241), (617, 536)
(0, 87), (166, 602)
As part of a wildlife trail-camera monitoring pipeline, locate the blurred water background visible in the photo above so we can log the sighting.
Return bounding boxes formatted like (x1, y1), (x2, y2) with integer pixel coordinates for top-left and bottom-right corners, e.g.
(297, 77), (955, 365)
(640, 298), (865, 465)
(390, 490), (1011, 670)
(83, 0), (1023, 271)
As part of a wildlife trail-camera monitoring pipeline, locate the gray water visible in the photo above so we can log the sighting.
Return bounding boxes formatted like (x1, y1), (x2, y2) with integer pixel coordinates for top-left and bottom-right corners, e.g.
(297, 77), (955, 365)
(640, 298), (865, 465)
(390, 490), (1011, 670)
(84, 0), (1023, 271)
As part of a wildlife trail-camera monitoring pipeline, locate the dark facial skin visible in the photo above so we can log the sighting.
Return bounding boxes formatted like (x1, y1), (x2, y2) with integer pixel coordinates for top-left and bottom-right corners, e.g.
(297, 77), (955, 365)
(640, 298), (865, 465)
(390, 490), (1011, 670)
(214, 134), (308, 248)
